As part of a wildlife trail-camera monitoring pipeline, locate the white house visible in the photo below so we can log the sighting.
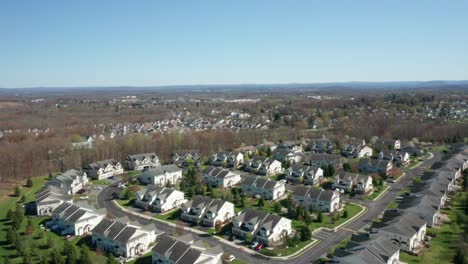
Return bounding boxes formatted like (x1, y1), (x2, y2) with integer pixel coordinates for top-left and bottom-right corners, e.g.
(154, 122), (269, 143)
(333, 172), (373, 194)
(92, 217), (159, 259)
(374, 211), (427, 254)
(232, 208), (293, 246)
(35, 185), (73, 216)
(285, 164), (323, 185)
(46, 169), (89, 194)
(47, 202), (106, 236)
(152, 234), (223, 264)
(138, 164), (182, 186)
(180, 195), (235, 227)
(84, 159), (124, 180)
(241, 175), (286, 201)
(293, 185), (341, 213)
(202, 166), (241, 188)
(333, 234), (400, 264)
(135, 185), (186, 213)
(210, 151), (244, 168)
(125, 152), (161, 171)
(244, 156), (282, 176)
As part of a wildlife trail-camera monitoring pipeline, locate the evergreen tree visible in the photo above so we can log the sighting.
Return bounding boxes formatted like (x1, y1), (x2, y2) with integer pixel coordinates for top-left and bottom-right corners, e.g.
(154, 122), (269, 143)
(258, 198), (265, 208)
(106, 254), (119, 264)
(14, 186), (21, 197)
(63, 240), (80, 264)
(78, 244), (93, 264)
(300, 226), (312, 241)
(327, 164), (335, 176)
(317, 212), (323, 223)
(50, 248), (66, 264)
(274, 202), (282, 214)
(6, 228), (18, 245)
(342, 210), (349, 218)
(26, 178), (34, 188)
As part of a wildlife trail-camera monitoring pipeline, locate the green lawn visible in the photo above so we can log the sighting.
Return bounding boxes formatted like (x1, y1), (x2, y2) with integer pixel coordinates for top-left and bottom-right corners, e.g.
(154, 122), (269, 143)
(91, 179), (110, 185)
(301, 203), (364, 231)
(364, 185), (389, 201)
(260, 240), (314, 257)
(400, 192), (467, 264)
(154, 209), (181, 223)
(0, 176), (107, 264)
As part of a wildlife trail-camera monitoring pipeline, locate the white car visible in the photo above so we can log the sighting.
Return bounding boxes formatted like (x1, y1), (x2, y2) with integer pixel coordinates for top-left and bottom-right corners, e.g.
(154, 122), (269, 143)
(249, 241), (259, 249)
(227, 255), (236, 262)
(93, 186), (103, 190)
(80, 195), (89, 200)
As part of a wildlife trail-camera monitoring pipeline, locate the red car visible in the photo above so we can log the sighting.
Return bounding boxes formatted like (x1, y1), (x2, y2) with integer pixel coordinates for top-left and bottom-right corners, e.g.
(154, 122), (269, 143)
(254, 243), (265, 251)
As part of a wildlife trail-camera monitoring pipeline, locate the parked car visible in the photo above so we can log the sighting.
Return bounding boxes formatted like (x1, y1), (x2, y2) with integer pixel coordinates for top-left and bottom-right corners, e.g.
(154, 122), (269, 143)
(93, 186), (103, 190)
(249, 241), (259, 249)
(77, 189), (87, 194)
(226, 255), (236, 262)
(79, 196), (89, 200)
(386, 179), (396, 183)
(255, 243), (265, 251)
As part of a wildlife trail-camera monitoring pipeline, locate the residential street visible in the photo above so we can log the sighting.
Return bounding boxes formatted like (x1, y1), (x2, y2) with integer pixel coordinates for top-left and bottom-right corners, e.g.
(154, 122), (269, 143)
(97, 152), (442, 264)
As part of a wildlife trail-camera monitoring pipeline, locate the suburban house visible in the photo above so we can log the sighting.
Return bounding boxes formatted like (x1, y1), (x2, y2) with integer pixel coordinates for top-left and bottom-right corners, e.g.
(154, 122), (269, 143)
(333, 172), (373, 194)
(277, 140), (304, 152)
(333, 234), (400, 264)
(342, 139), (373, 158)
(309, 138), (334, 154)
(46, 169), (89, 195)
(244, 156), (283, 176)
(241, 175), (286, 201)
(358, 159), (393, 177)
(398, 196), (442, 227)
(372, 211), (427, 254)
(256, 141), (278, 152)
(152, 234), (223, 264)
(35, 185), (73, 216)
(180, 195), (235, 227)
(410, 181), (448, 208)
(134, 185), (186, 213)
(401, 145), (424, 157)
(285, 164), (323, 185)
(92, 217), (159, 259)
(292, 185), (341, 213)
(232, 208), (293, 246)
(234, 145), (257, 156)
(210, 151), (244, 168)
(47, 202), (106, 236)
(202, 166), (241, 188)
(303, 153), (342, 170)
(172, 150), (200, 167)
(377, 139), (402, 150)
(379, 150), (410, 166)
(138, 164), (183, 186)
(124, 152), (161, 171)
(83, 159), (124, 180)
(272, 148), (304, 164)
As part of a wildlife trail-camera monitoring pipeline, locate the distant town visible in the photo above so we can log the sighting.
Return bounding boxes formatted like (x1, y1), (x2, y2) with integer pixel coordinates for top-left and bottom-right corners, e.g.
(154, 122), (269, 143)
(0, 85), (467, 264)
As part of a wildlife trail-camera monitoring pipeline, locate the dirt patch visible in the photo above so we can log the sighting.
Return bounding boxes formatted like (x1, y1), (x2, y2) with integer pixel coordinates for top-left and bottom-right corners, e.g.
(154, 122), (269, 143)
(0, 101), (27, 109)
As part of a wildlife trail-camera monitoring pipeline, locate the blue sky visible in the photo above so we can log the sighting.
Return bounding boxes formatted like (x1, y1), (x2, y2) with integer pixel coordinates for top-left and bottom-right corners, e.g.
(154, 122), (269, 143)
(1, 0), (467, 88)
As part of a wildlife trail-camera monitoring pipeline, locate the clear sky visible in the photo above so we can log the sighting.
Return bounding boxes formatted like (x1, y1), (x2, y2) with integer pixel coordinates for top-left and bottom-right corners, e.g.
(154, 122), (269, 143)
(1, 0), (467, 88)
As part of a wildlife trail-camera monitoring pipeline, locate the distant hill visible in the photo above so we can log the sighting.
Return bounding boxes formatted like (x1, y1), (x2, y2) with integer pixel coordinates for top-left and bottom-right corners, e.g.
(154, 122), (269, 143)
(1, 80), (467, 96)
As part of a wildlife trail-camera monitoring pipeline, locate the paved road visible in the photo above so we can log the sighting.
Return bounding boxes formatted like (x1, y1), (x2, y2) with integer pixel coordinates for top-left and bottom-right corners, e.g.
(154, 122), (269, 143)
(97, 152), (442, 264)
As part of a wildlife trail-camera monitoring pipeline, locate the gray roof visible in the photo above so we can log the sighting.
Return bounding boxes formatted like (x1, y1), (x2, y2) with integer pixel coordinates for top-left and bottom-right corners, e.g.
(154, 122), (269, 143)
(127, 152), (158, 161)
(293, 185), (335, 202)
(183, 195), (231, 214)
(234, 208), (284, 233)
(35, 185), (72, 204)
(92, 217), (152, 244)
(52, 202), (99, 224)
(334, 234), (400, 264)
(52, 169), (85, 184)
(202, 166), (236, 179)
(241, 175), (279, 190)
(152, 234), (218, 264)
(144, 164), (181, 176)
(85, 159), (119, 170)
